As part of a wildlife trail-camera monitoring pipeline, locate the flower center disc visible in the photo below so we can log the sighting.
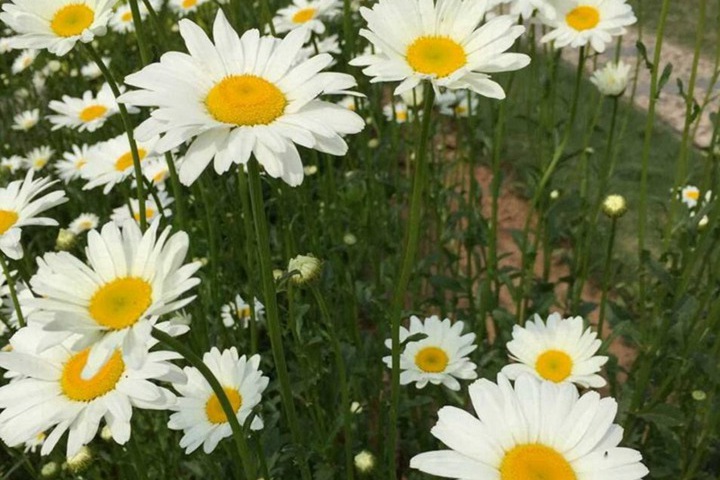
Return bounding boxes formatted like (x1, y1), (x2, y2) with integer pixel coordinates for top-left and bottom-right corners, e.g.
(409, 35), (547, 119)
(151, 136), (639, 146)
(406, 36), (467, 78)
(121, 11), (133, 22)
(51, 4), (95, 37)
(0, 210), (19, 235)
(566, 6), (600, 31)
(61, 349), (125, 402)
(237, 306), (251, 319)
(89, 277), (152, 330)
(205, 387), (243, 424)
(501, 444), (577, 480)
(292, 7), (316, 23)
(133, 208), (155, 222)
(206, 75), (287, 126)
(686, 190), (700, 201)
(415, 346), (449, 373)
(535, 350), (573, 382)
(79, 105), (108, 122)
(182, 0), (198, 8)
(115, 148), (147, 172)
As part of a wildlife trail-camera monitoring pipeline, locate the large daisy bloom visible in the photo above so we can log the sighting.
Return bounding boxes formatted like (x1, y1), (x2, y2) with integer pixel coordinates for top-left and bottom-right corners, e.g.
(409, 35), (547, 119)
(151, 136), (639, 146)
(383, 315), (478, 391)
(168, 347), (268, 454)
(25, 220), (201, 379)
(118, 10), (365, 187)
(411, 374), (650, 479)
(0, 170), (67, 260)
(273, 0), (340, 36)
(47, 83), (126, 133)
(0, 0), (113, 56)
(540, 0), (636, 53)
(349, 0), (530, 98)
(0, 326), (183, 458)
(501, 313), (608, 388)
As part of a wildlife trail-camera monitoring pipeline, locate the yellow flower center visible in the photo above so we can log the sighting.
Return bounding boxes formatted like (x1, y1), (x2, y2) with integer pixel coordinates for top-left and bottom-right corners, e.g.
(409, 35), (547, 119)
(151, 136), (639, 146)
(133, 208), (156, 222)
(396, 110), (408, 122)
(0, 210), (19, 235)
(565, 6), (600, 31)
(61, 349), (125, 402)
(292, 7), (317, 23)
(152, 171), (168, 183)
(205, 75), (287, 126)
(414, 346), (449, 373)
(121, 11), (133, 22)
(75, 159), (87, 169)
(79, 104), (108, 122)
(686, 190), (700, 201)
(535, 350), (573, 383)
(500, 444), (576, 480)
(115, 148), (147, 171)
(237, 306), (251, 319)
(34, 158), (48, 169)
(182, 0), (198, 9)
(51, 4), (95, 37)
(88, 277), (153, 330)
(80, 220), (94, 230)
(205, 387), (243, 424)
(406, 36), (467, 78)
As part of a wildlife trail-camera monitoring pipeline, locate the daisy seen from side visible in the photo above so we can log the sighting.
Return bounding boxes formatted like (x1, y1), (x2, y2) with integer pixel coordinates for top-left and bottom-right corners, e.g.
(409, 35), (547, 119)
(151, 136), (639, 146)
(55, 144), (90, 183)
(220, 294), (265, 328)
(118, 10), (364, 187)
(273, 0), (340, 36)
(12, 108), (40, 131)
(501, 312), (608, 388)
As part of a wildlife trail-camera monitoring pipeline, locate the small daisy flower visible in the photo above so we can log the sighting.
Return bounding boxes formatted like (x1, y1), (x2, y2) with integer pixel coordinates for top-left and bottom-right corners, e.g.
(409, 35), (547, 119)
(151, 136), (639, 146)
(168, 0), (209, 16)
(110, 191), (173, 226)
(383, 315), (478, 391)
(26, 220), (201, 379)
(410, 373), (650, 479)
(436, 90), (480, 117)
(540, 0), (636, 53)
(350, 0), (530, 98)
(337, 96), (359, 112)
(141, 156), (184, 189)
(383, 101), (412, 124)
(0, 156), (24, 174)
(118, 10), (364, 187)
(80, 133), (160, 194)
(501, 312), (608, 388)
(0, 0), (114, 56)
(0, 326), (184, 458)
(591, 60), (631, 96)
(168, 348), (268, 454)
(273, 0), (340, 36)
(81, 58), (107, 79)
(68, 213), (100, 234)
(24, 146), (54, 171)
(47, 83), (125, 133)
(11, 108), (40, 131)
(109, 3), (145, 33)
(680, 185), (702, 209)
(488, 0), (556, 20)
(55, 144), (90, 183)
(0, 37), (13, 53)
(0, 170), (67, 259)
(220, 294), (265, 328)
(11, 49), (37, 74)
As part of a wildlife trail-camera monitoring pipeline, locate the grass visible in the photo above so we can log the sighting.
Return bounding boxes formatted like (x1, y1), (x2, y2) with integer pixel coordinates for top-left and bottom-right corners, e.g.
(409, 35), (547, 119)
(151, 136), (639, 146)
(635, 0), (720, 53)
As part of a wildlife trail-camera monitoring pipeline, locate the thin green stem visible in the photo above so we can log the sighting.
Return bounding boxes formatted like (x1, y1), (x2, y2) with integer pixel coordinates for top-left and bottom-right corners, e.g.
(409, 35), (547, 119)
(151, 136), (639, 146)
(151, 329), (256, 480)
(597, 217), (618, 341)
(164, 152), (189, 232)
(387, 83), (435, 479)
(245, 159), (312, 480)
(127, 0), (151, 65)
(0, 254), (24, 328)
(127, 434), (148, 480)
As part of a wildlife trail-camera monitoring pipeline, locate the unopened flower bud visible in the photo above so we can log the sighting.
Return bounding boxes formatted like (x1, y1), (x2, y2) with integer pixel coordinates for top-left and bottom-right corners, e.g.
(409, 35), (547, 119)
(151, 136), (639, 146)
(602, 194), (627, 219)
(55, 229), (76, 251)
(354, 450), (375, 473)
(65, 446), (92, 473)
(287, 254), (322, 285)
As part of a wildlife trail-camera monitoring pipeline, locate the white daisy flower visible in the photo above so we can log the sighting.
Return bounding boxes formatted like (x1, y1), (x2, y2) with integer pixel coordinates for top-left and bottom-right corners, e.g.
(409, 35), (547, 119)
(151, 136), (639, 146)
(350, 0), (530, 98)
(0, 156), (24, 174)
(0, 0), (114, 56)
(273, 0), (340, 36)
(55, 144), (90, 183)
(10, 49), (37, 74)
(337, 96), (359, 112)
(47, 83), (125, 133)
(590, 60), (631, 97)
(109, 3), (145, 33)
(436, 90), (480, 117)
(80, 133), (160, 194)
(680, 185), (702, 209)
(383, 315), (478, 391)
(168, 347), (268, 454)
(11, 108), (40, 131)
(24, 146), (54, 171)
(0, 37), (13, 54)
(488, 0), (556, 19)
(220, 294), (265, 328)
(0, 170), (67, 259)
(118, 10), (364, 187)
(81, 58), (108, 79)
(540, 0), (636, 53)
(383, 101), (413, 124)
(501, 312), (608, 388)
(0, 326), (184, 458)
(68, 213), (100, 235)
(141, 157), (180, 189)
(410, 373), (650, 479)
(25, 220), (201, 379)
(110, 191), (173, 226)
(168, 0), (209, 16)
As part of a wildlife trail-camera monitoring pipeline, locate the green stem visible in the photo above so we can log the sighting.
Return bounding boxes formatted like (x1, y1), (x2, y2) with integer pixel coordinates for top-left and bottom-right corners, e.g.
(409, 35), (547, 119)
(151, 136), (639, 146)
(83, 43), (148, 232)
(151, 329), (256, 480)
(237, 168), (259, 354)
(597, 217), (618, 342)
(164, 152), (189, 233)
(127, 434), (148, 480)
(127, 0), (151, 65)
(245, 159), (312, 480)
(0, 254), (24, 328)
(387, 83), (435, 479)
